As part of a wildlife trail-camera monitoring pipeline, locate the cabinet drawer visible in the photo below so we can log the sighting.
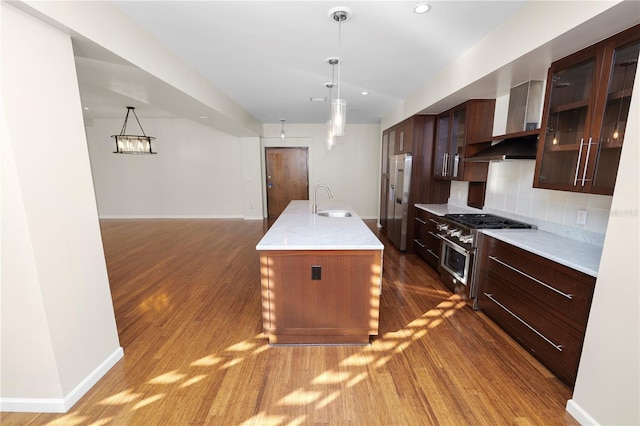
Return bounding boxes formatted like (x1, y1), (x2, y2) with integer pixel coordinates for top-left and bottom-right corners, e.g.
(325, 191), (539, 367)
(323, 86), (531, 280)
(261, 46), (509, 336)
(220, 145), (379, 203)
(414, 209), (440, 232)
(414, 238), (440, 268)
(414, 209), (443, 270)
(483, 237), (595, 329)
(479, 279), (583, 386)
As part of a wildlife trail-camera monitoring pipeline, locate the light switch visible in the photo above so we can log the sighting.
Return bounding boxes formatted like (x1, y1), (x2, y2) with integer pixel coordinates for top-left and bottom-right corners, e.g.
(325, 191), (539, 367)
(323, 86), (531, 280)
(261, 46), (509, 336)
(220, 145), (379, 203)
(311, 266), (321, 280)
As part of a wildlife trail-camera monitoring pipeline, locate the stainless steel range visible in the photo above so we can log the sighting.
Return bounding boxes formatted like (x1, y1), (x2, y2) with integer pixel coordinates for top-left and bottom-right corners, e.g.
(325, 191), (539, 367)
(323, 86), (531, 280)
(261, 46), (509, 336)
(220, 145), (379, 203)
(434, 213), (534, 309)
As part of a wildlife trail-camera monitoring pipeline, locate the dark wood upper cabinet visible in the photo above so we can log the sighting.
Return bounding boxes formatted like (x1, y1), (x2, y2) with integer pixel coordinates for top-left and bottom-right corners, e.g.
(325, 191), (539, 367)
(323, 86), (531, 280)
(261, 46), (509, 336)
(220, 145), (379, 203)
(433, 99), (495, 182)
(535, 24), (639, 195)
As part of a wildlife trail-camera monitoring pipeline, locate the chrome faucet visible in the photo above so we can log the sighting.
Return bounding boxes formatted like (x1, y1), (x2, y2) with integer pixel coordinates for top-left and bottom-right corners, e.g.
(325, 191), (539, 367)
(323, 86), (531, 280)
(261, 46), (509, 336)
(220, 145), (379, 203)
(313, 184), (333, 213)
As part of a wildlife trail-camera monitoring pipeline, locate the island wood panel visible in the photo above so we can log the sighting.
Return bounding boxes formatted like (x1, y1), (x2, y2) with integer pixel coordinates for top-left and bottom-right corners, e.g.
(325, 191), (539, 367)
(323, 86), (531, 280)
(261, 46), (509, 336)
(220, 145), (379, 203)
(260, 249), (382, 344)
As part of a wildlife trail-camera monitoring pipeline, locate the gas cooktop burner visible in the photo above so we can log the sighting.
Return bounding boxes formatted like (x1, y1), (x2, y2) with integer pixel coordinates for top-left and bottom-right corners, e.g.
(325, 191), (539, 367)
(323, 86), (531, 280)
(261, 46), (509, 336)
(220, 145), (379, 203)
(444, 213), (533, 229)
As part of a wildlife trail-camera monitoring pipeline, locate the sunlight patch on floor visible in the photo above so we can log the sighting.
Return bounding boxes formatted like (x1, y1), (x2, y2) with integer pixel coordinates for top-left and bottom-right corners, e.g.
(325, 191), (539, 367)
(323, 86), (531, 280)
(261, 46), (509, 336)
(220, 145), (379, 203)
(346, 372), (368, 387)
(45, 413), (87, 425)
(190, 355), (224, 367)
(87, 417), (113, 426)
(311, 370), (351, 384)
(148, 370), (186, 384)
(315, 390), (341, 409)
(225, 340), (257, 352)
(132, 393), (165, 410)
(239, 413), (288, 425)
(278, 389), (323, 405)
(339, 354), (376, 366)
(98, 389), (140, 405)
(221, 357), (244, 368)
(179, 374), (208, 388)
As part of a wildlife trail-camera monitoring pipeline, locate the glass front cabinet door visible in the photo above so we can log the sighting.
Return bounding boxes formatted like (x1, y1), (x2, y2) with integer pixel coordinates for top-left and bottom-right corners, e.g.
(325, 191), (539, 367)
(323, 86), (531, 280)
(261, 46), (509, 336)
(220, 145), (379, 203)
(590, 39), (640, 193)
(535, 25), (639, 195)
(434, 113), (451, 179)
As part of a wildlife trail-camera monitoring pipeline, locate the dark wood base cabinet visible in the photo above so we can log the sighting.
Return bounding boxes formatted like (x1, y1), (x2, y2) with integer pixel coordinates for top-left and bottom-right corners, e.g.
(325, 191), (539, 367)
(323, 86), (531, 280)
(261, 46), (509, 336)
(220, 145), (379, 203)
(477, 235), (596, 387)
(413, 208), (442, 270)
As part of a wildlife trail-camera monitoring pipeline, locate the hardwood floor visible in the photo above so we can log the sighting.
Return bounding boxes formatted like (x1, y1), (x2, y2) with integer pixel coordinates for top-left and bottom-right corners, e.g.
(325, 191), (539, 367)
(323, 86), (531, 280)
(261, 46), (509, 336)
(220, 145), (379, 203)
(1, 219), (579, 425)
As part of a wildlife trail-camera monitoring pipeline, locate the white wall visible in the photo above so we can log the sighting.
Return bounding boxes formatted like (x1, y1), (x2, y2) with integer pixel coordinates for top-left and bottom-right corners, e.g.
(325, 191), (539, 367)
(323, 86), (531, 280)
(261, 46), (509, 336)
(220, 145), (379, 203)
(240, 137), (264, 220)
(87, 121), (380, 219)
(87, 118), (250, 218)
(261, 123), (381, 219)
(566, 56), (640, 426)
(1, 3), (122, 412)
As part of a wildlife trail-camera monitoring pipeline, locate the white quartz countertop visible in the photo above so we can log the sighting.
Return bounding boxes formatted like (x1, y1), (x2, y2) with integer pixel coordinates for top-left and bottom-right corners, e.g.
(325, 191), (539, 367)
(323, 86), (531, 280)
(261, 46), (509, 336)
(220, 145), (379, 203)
(415, 203), (481, 216)
(481, 229), (602, 277)
(256, 200), (383, 251)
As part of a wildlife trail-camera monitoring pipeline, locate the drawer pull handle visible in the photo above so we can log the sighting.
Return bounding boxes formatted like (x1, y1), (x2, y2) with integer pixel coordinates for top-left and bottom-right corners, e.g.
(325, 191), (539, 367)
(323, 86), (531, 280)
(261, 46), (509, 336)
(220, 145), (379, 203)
(427, 249), (439, 259)
(428, 218), (440, 225)
(489, 256), (573, 300)
(414, 239), (426, 248)
(428, 231), (442, 239)
(484, 293), (563, 352)
(415, 217), (427, 225)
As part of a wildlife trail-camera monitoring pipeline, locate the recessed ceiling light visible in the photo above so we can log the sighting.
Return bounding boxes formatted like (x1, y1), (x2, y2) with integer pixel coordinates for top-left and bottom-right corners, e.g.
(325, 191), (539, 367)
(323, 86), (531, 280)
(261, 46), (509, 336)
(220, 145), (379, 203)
(413, 2), (431, 14)
(199, 116), (208, 119)
(310, 97), (327, 102)
(361, 91), (369, 96)
(83, 106), (90, 110)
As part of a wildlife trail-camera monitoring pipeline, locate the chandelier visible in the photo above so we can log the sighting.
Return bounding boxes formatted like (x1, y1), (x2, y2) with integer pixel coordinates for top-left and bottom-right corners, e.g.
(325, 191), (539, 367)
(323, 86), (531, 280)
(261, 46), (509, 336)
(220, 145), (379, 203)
(112, 106), (156, 154)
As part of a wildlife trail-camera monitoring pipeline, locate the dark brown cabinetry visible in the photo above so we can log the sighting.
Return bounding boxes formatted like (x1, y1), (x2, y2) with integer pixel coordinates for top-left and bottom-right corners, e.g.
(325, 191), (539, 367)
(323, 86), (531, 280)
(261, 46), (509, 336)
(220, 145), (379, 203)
(380, 115), (450, 252)
(477, 235), (596, 386)
(413, 208), (442, 270)
(434, 99), (495, 182)
(535, 24), (639, 195)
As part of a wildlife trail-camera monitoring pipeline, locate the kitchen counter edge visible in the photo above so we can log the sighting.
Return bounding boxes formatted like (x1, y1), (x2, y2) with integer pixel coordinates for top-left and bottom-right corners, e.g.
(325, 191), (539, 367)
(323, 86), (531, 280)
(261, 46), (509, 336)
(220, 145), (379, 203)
(256, 200), (383, 251)
(481, 229), (601, 277)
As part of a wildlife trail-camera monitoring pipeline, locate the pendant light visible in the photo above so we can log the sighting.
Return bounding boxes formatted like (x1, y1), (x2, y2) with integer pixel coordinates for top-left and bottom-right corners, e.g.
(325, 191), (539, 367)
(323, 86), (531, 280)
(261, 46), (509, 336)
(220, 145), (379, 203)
(612, 59), (637, 140)
(326, 59), (337, 150)
(328, 7), (352, 137)
(280, 119), (286, 141)
(112, 107), (156, 154)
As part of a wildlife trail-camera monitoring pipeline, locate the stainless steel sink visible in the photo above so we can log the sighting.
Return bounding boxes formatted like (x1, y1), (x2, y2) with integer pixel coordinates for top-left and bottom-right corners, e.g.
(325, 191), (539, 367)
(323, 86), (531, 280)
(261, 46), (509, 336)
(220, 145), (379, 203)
(317, 210), (352, 218)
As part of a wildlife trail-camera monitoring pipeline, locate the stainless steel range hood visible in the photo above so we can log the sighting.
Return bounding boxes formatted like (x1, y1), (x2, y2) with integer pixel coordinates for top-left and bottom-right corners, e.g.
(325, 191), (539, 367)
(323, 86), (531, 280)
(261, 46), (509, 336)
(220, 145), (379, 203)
(465, 80), (543, 162)
(464, 133), (539, 162)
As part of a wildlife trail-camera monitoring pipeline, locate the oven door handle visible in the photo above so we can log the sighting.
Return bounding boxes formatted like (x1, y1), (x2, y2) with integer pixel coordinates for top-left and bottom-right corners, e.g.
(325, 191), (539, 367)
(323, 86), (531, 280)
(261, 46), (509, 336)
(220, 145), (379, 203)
(442, 238), (471, 255)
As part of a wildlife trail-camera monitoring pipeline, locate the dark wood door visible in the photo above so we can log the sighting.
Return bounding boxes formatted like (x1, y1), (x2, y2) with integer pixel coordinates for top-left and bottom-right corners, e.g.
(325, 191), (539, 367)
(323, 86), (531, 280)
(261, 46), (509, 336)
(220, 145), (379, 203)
(265, 147), (309, 218)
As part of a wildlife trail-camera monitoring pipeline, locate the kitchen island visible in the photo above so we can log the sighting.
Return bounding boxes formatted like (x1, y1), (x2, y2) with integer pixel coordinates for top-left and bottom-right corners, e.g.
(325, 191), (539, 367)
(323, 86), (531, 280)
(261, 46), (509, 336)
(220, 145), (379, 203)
(256, 200), (383, 344)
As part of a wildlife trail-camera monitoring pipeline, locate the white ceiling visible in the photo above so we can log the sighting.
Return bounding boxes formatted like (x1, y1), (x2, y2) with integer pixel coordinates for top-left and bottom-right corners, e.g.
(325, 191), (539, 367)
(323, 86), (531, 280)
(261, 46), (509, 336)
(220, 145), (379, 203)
(77, 1), (527, 125)
(74, 1), (640, 131)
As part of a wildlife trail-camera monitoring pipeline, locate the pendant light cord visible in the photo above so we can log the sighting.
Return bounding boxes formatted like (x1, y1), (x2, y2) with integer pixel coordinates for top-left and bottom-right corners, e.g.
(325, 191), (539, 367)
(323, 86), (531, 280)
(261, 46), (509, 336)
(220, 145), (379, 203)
(337, 17), (342, 100)
(120, 107), (148, 136)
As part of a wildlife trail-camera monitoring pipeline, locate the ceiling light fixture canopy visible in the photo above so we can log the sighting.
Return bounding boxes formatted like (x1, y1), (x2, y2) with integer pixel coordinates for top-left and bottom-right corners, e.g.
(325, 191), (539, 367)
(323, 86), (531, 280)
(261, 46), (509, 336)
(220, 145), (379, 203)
(112, 106), (156, 154)
(413, 2), (431, 14)
(328, 7), (351, 138)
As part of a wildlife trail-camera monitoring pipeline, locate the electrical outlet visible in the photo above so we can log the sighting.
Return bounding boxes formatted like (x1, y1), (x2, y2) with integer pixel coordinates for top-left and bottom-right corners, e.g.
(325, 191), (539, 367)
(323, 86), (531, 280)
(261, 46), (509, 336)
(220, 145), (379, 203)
(311, 266), (321, 280)
(577, 210), (588, 225)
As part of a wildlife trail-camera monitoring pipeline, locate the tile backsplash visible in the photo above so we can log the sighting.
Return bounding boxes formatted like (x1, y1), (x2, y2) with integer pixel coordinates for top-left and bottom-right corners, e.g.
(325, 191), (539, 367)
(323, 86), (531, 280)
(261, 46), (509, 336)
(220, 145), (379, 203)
(448, 160), (611, 247)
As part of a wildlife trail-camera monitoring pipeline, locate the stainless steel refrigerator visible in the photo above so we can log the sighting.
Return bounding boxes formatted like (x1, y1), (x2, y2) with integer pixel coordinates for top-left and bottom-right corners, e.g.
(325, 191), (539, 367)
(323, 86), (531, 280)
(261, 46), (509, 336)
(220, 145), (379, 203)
(386, 153), (412, 251)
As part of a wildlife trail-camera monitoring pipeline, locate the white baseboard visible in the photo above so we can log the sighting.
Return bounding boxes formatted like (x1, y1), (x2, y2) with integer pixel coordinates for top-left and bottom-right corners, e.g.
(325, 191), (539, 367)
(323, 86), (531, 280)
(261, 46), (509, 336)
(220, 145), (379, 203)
(566, 398), (599, 425)
(0, 347), (124, 413)
(98, 214), (243, 219)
